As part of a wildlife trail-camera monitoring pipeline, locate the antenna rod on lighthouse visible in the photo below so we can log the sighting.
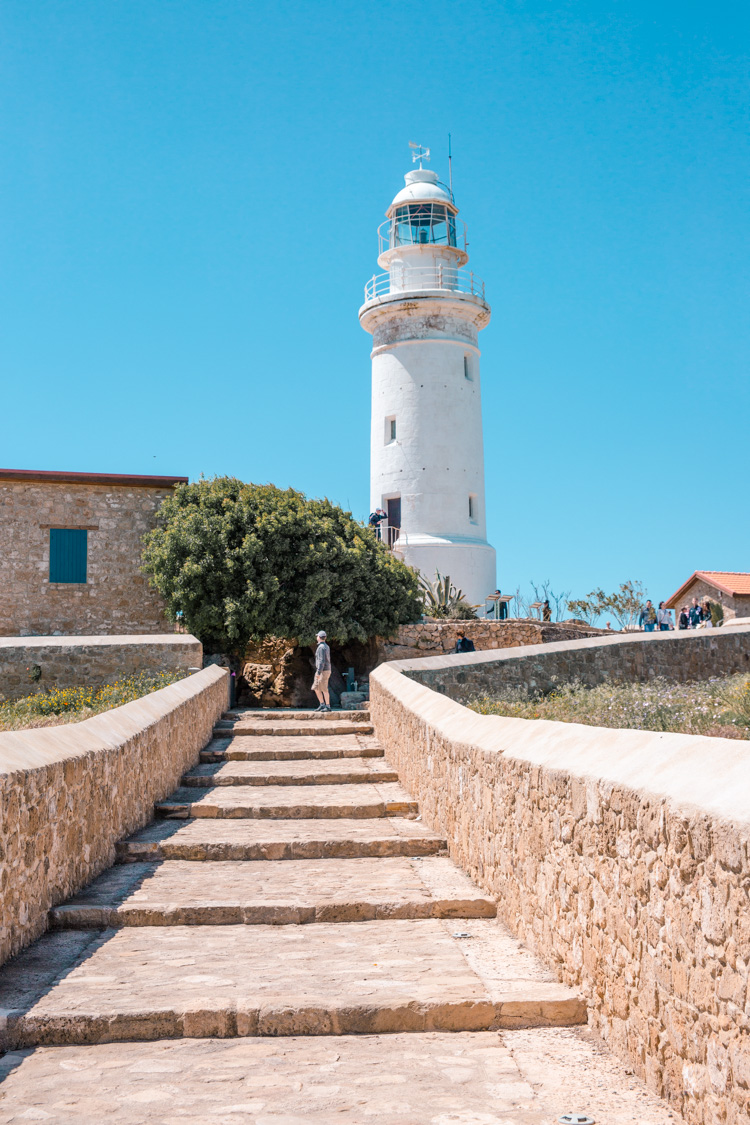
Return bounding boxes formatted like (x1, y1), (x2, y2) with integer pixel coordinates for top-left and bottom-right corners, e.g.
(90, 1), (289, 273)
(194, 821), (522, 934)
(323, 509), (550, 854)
(448, 133), (453, 200)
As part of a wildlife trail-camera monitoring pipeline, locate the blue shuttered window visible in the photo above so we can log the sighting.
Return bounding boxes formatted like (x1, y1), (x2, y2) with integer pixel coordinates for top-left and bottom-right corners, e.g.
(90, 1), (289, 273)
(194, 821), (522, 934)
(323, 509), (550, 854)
(49, 529), (88, 584)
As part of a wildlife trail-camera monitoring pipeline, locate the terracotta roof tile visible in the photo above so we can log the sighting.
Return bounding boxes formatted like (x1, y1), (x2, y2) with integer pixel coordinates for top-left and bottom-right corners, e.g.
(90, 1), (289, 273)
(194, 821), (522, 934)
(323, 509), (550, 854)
(697, 572), (750, 595)
(665, 570), (750, 607)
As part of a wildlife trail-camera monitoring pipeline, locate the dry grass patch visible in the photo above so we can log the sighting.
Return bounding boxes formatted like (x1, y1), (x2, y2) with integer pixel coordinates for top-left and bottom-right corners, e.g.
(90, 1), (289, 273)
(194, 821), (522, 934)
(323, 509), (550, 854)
(0, 671), (188, 732)
(468, 674), (750, 739)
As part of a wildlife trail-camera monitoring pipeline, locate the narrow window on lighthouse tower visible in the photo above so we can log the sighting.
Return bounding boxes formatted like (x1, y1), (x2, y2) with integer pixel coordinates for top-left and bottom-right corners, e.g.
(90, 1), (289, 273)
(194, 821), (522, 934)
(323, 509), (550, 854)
(464, 355), (471, 380)
(469, 494), (478, 523)
(385, 416), (397, 444)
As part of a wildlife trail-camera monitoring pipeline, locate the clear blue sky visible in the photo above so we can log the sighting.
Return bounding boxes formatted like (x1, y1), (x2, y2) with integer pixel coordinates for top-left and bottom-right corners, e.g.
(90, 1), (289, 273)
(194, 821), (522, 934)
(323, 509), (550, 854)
(1, 0), (748, 606)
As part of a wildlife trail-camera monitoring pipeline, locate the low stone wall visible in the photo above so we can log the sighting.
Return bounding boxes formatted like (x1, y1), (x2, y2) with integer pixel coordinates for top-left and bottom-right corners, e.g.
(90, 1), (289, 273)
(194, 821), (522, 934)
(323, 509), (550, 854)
(0, 664), (228, 966)
(0, 634), (202, 701)
(238, 623), (604, 709)
(383, 619), (605, 661)
(401, 625), (750, 700)
(370, 633), (750, 1125)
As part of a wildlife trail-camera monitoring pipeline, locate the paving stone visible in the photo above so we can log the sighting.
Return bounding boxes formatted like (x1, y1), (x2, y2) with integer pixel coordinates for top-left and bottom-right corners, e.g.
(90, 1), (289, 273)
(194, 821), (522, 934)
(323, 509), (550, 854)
(49, 857), (496, 927)
(181, 757), (399, 787)
(0, 920), (585, 1047)
(155, 782), (418, 819)
(116, 817), (448, 862)
(0, 1028), (685, 1125)
(224, 708), (371, 723)
(201, 733), (382, 762)
(0, 931), (99, 1015)
(214, 721), (374, 737)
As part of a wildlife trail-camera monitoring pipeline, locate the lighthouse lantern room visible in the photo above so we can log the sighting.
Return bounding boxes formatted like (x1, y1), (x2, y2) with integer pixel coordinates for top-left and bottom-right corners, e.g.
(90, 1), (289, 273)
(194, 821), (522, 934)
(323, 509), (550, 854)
(359, 146), (496, 607)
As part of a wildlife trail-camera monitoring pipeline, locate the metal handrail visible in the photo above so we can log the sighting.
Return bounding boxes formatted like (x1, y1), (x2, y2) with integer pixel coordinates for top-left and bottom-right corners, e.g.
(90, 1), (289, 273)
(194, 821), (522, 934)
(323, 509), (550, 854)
(369, 523), (402, 549)
(364, 266), (486, 303)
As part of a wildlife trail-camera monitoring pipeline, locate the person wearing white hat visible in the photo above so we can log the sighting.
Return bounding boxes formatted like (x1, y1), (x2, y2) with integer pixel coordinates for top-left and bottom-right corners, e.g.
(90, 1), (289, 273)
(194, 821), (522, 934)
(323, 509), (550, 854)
(312, 630), (332, 712)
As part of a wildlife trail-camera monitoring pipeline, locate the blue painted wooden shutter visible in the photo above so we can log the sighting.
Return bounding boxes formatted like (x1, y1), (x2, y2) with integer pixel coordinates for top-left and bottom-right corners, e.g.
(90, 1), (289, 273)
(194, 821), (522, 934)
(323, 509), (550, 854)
(49, 529), (88, 583)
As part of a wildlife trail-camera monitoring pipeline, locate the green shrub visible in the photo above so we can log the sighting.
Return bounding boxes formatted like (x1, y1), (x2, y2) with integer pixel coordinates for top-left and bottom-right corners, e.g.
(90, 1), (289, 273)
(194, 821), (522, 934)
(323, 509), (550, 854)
(419, 572), (478, 620)
(142, 477), (423, 653)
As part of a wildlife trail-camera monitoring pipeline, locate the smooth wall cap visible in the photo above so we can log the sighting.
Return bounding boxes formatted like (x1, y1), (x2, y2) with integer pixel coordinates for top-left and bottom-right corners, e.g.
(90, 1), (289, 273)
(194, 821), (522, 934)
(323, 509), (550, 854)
(0, 634), (200, 649)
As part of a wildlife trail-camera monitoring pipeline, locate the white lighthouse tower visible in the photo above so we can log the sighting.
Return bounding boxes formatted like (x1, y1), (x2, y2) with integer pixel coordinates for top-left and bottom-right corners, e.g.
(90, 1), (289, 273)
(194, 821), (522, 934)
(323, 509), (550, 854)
(360, 146), (496, 607)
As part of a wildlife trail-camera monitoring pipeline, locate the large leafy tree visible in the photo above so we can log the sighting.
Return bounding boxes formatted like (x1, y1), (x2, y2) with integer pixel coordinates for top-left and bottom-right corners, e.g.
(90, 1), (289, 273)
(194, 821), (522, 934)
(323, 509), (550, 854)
(142, 477), (422, 653)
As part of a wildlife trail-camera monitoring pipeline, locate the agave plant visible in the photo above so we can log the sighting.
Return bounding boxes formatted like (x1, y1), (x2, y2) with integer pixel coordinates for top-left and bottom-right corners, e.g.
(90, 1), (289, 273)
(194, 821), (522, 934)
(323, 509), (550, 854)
(419, 572), (479, 620)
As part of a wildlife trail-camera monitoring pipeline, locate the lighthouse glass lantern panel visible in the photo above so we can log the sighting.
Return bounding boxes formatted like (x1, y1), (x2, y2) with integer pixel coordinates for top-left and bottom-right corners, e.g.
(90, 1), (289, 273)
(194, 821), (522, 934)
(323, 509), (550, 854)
(390, 204), (457, 249)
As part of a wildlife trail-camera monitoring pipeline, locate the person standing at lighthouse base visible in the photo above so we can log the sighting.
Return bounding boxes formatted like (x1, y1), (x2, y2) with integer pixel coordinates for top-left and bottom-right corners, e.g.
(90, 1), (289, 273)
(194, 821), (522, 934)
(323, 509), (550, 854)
(312, 630), (332, 712)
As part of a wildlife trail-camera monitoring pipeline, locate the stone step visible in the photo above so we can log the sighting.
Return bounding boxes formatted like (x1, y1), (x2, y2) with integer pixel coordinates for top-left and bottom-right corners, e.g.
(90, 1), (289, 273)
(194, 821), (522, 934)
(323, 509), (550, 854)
(49, 857), (497, 928)
(0, 1029), (685, 1125)
(200, 733), (383, 762)
(155, 782), (419, 820)
(0, 920), (586, 1048)
(180, 757), (398, 788)
(213, 721), (374, 737)
(223, 708), (370, 723)
(116, 816), (447, 862)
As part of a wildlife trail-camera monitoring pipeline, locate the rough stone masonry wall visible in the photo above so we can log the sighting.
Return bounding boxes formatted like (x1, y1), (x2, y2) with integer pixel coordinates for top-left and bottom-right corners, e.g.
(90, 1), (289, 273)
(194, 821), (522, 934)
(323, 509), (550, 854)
(0, 664), (228, 967)
(0, 634), (203, 701)
(370, 627), (750, 1125)
(405, 625), (750, 700)
(239, 623), (603, 709)
(384, 619), (605, 661)
(0, 479), (173, 636)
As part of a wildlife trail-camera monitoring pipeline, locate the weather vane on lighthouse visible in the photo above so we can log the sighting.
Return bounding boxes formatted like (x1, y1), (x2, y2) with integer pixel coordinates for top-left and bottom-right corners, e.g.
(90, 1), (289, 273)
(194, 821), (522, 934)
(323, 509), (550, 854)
(408, 142), (430, 169)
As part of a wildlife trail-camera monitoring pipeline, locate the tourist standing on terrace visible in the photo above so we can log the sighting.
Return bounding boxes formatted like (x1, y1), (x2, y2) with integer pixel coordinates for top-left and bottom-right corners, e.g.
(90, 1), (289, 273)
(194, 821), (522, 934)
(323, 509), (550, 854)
(639, 600), (657, 631)
(312, 631), (332, 712)
(368, 508), (387, 540)
(657, 602), (673, 630)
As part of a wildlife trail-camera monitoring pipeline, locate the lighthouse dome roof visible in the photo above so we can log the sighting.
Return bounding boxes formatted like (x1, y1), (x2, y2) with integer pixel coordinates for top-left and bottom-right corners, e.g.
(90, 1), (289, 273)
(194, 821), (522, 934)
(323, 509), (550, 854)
(388, 169), (455, 212)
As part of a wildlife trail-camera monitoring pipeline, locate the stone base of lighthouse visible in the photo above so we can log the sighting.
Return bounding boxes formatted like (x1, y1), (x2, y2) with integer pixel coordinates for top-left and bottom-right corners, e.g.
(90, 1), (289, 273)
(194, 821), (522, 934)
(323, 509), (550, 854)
(392, 533), (497, 610)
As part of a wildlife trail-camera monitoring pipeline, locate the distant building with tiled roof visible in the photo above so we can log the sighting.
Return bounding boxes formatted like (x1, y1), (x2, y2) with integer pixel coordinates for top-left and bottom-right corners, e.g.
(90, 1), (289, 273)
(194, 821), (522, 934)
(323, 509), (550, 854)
(665, 571), (750, 622)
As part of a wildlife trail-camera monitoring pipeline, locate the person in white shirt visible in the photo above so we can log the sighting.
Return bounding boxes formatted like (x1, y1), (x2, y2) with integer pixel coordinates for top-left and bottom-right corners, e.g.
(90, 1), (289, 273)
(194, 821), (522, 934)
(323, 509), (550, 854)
(656, 603), (673, 631)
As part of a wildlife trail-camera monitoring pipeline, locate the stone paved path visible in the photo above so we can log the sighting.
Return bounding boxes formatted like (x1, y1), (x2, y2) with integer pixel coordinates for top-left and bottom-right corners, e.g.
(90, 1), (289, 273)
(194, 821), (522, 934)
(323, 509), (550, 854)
(0, 708), (686, 1122)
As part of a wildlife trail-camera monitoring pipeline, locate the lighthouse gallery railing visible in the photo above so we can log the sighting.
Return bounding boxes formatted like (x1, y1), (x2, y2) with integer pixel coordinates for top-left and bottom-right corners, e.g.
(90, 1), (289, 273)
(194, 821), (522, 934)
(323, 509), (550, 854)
(364, 266), (486, 303)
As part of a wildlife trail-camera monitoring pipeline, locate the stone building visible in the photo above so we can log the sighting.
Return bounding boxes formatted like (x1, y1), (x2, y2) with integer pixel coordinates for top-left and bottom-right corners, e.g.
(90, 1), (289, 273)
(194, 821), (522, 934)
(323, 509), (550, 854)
(0, 468), (187, 636)
(665, 570), (750, 622)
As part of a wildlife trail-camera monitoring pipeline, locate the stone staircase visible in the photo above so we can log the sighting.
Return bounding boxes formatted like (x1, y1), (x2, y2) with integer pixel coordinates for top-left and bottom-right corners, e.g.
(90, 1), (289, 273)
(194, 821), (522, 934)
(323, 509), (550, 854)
(0, 709), (691, 1123)
(0, 708), (585, 1051)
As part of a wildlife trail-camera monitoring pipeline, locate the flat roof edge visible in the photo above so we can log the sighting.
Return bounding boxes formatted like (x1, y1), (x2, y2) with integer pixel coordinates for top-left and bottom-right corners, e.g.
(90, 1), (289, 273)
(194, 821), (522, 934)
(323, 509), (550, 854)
(0, 469), (189, 488)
